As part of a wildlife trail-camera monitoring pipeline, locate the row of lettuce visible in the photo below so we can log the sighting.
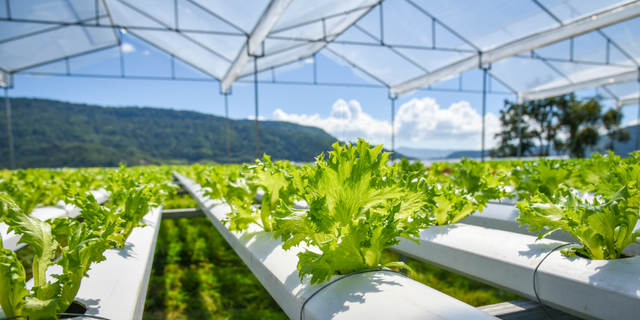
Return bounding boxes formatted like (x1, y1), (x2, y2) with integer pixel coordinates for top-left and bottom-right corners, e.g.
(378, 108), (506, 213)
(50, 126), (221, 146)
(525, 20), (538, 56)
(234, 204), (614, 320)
(1, 140), (639, 318)
(177, 140), (640, 285)
(0, 165), (176, 320)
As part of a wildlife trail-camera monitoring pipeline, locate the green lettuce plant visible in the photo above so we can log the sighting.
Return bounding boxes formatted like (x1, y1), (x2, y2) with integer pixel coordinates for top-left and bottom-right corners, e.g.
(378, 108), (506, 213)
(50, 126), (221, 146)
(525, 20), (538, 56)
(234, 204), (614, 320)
(0, 166), (174, 319)
(517, 162), (640, 260)
(0, 193), (117, 320)
(273, 140), (435, 284)
(430, 158), (510, 225)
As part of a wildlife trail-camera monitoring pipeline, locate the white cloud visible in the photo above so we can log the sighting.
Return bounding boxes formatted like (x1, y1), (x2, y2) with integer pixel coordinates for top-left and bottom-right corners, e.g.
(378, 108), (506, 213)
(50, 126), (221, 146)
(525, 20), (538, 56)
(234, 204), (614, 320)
(247, 115), (266, 121)
(121, 42), (136, 53)
(272, 98), (501, 148)
(273, 99), (391, 141)
(142, 50), (151, 56)
(395, 98), (501, 146)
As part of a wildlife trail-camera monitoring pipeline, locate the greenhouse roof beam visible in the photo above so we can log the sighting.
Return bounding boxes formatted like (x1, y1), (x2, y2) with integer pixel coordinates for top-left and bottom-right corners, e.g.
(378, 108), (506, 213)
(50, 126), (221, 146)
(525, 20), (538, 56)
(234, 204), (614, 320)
(618, 94), (640, 107)
(220, 0), (293, 93)
(521, 70), (639, 102)
(533, 0), (640, 69)
(389, 0), (640, 97)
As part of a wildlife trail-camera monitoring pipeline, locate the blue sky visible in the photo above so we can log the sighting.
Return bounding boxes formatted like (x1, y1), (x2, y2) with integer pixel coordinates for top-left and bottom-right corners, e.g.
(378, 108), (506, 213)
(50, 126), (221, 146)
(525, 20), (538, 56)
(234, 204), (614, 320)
(7, 25), (632, 151)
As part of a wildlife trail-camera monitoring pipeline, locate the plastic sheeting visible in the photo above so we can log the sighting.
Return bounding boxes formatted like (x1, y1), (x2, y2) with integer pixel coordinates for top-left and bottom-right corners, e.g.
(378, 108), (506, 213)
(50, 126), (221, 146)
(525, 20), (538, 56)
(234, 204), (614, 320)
(0, 0), (376, 81)
(0, 0), (638, 100)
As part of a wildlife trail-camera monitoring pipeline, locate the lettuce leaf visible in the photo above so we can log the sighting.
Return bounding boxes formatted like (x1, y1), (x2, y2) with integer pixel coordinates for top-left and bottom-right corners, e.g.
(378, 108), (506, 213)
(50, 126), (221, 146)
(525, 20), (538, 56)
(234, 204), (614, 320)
(517, 164), (640, 260)
(274, 140), (434, 284)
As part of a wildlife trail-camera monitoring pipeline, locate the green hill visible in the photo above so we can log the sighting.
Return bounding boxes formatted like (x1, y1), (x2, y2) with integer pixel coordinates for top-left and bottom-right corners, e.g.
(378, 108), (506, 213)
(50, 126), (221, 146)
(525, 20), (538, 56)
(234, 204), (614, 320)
(0, 98), (338, 168)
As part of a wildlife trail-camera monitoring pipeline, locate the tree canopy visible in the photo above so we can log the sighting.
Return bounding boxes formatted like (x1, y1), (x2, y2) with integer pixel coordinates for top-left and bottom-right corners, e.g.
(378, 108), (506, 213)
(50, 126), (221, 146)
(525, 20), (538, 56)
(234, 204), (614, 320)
(491, 95), (630, 158)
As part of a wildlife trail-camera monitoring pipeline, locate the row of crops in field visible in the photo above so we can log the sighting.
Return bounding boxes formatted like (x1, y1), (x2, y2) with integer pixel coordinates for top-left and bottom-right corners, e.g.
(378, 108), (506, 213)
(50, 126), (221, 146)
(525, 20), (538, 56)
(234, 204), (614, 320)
(1, 140), (639, 319)
(0, 165), (176, 320)
(177, 140), (640, 271)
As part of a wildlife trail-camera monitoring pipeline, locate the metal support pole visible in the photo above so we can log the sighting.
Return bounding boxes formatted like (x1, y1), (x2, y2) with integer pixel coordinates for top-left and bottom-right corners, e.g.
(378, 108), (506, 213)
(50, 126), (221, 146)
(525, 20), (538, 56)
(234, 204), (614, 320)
(224, 93), (231, 164)
(616, 108), (622, 153)
(379, 1), (384, 45)
(432, 18), (436, 49)
(171, 55), (175, 80)
(636, 78), (640, 151)
(254, 59), (261, 159)
(517, 103), (522, 158)
(119, 29), (125, 78)
(390, 96), (396, 161)
(313, 53), (317, 84)
(4, 87), (15, 169)
(481, 68), (487, 162)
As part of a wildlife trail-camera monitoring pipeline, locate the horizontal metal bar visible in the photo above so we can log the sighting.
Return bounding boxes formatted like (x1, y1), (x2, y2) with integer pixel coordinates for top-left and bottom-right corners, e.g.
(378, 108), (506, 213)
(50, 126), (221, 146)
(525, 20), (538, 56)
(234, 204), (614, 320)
(17, 71), (218, 82)
(14, 71), (512, 95)
(9, 44), (119, 73)
(161, 208), (204, 219)
(512, 53), (634, 68)
(618, 94), (640, 107)
(0, 15), (109, 45)
(0, 17), (247, 36)
(323, 40), (478, 53)
(235, 79), (514, 94)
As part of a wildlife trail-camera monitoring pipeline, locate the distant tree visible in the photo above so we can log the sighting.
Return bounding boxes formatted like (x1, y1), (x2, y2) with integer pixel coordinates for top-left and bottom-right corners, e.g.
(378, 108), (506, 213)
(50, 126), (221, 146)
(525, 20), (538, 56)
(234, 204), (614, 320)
(491, 99), (553, 157)
(528, 98), (562, 156)
(492, 94), (628, 158)
(602, 108), (631, 151)
(554, 95), (602, 158)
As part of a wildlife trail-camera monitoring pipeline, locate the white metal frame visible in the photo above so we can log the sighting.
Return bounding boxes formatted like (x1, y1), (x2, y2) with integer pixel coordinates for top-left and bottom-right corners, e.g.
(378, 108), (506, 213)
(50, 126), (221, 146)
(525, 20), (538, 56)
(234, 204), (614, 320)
(389, 1), (640, 97)
(520, 70), (639, 102)
(220, 0), (293, 93)
(618, 93), (640, 107)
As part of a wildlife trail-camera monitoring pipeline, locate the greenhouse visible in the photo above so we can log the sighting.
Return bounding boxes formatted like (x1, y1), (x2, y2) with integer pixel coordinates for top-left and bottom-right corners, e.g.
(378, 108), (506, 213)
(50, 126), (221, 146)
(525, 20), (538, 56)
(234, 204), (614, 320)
(1, 1), (640, 320)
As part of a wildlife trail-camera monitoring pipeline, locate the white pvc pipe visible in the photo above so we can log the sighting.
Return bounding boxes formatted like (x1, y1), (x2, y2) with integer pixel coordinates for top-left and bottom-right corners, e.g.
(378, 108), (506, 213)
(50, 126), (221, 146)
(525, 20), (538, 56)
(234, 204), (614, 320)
(391, 223), (640, 320)
(462, 202), (640, 255)
(175, 172), (498, 320)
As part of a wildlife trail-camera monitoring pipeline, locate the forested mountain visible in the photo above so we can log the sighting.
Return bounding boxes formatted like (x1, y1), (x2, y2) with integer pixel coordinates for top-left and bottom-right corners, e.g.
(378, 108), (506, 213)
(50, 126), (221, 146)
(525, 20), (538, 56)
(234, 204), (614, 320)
(0, 98), (337, 168)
